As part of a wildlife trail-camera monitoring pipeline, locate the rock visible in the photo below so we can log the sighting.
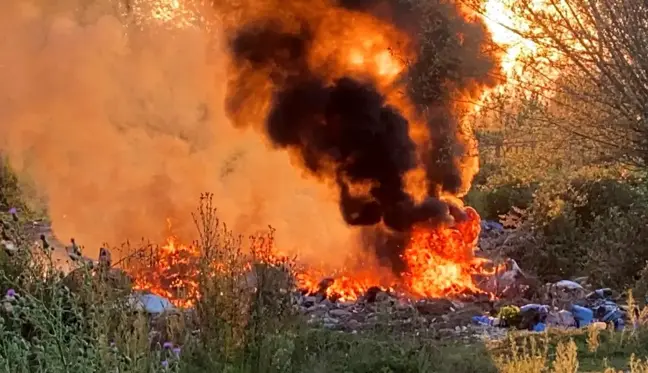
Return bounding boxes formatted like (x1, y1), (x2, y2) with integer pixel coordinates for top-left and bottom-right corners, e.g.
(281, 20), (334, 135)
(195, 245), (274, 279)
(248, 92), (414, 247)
(62, 267), (132, 295)
(322, 316), (340, 329)
(2, 301), (13, 313)
(363, 286), (383, 303)
(329, 309), (352, 318)
(317, 277), (335, 293)
(302, 296), (317, 308)
(346, 319), (361, 330)
(415, 299), (454, 316)
(395, 298), (413, 310)
(375, 291), (392, 303)
(129, 293), (175, 314)
(102, 268), (133, 291)
(323, 322), (338, 329)
(305, 303), (330, 316)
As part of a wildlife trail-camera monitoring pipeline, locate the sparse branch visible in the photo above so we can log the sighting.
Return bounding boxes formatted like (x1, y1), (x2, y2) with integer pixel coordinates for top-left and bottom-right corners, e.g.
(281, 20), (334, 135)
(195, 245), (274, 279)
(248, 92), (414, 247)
(465, 0), (648, 166)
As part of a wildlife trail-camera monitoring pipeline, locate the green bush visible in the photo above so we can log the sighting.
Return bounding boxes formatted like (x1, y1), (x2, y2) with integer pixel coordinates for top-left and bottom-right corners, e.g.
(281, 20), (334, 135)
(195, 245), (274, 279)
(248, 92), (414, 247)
(466, 181), (537, 221)
(497, 176), (648, 287)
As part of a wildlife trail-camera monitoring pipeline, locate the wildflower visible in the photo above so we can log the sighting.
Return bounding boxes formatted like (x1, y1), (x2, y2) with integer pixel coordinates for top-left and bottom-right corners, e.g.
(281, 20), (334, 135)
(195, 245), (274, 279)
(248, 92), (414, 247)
(162, 341), (173, 350)
(172, 347), (181, 358)
(6, 289), (15, 298)
(8, 208), (17, 222)
(161, 360), (169, 369)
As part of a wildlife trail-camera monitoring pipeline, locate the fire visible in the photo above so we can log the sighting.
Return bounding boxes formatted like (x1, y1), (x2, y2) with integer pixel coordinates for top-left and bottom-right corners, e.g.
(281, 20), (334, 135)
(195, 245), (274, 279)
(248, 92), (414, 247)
(124, 0), (516, 306)
(131, 226), (200, 308)
(296, 265), (397, 302)
(403, 207), (495, 298)
(130, 207), (495, 306)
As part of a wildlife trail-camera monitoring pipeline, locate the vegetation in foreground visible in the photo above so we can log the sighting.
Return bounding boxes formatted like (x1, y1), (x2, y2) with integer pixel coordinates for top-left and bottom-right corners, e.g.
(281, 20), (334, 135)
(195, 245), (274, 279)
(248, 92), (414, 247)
(3, 2), (648, 369)
(0, 193), (646, 373)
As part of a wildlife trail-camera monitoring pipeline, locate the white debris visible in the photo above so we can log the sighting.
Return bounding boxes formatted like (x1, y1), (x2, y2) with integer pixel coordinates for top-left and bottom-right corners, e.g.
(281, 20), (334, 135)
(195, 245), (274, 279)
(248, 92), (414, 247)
(1, 240), (18, 254)
(554, 280), (584, 290)
(129, 292), (175, 314)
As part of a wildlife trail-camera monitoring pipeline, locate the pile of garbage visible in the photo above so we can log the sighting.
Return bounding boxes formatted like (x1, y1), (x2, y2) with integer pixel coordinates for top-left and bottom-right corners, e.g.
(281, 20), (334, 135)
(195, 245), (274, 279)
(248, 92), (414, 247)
(1, 211), (642, 342)
(473, 281), (637, 332)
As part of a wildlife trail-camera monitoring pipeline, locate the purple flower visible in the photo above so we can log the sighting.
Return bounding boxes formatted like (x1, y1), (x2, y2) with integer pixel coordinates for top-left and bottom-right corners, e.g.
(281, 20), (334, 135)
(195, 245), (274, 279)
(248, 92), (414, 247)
(6, 289), (15, 297)
(172, 347), (181, 358)
(162, 341), (173, 350)
(8, 208), (16, 215)
(161, 360), (169, 368)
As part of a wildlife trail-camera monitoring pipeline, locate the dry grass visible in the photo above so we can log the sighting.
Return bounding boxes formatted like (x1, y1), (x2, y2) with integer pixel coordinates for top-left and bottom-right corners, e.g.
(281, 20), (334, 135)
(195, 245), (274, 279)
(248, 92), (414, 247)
(1, 193), (648, 372)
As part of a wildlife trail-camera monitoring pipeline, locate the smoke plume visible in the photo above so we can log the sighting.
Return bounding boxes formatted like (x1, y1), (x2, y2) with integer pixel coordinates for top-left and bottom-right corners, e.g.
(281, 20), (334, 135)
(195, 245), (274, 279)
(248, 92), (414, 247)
(0, 0), (359, 267)
(224, 0), (498, 270)
(0, 0), (497, 275)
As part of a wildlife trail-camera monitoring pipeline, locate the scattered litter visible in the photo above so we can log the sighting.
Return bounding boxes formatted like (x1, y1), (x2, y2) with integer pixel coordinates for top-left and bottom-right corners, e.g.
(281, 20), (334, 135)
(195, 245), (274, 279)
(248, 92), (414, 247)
(571, 305), (594, 327)
(472, 315), (500, 327)
(594, 301), (625, 330)
(480, 221), (504, 234)
(554, 280), (584, 291)
(533, 322), (546, 332)
(129, 293), (175, 314)
(587, 288), (614, 301)
(546, 310), (576, 328)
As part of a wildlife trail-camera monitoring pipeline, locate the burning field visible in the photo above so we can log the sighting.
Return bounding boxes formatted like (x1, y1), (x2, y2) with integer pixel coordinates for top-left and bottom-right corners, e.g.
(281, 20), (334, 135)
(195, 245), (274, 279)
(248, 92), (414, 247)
(0, 0), (541, 309)
(127, 201), (499, 308)
(118, 0), (505, 306)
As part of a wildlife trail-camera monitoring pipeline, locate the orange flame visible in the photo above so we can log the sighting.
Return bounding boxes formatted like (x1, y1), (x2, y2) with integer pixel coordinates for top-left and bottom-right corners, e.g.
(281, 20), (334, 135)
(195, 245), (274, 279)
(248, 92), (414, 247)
(403, 207), (495, 298)
(123, 0), (509, 306)
(131, 225), (200, 308)
(129, 207), (495, 306)
(296, 265), (396, 302)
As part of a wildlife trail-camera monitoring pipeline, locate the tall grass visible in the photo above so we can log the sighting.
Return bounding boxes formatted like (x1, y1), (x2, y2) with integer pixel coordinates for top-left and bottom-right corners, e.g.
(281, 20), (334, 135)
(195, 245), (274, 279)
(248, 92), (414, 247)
(2, 195), (648, 372)
(0, 195), (499, 373)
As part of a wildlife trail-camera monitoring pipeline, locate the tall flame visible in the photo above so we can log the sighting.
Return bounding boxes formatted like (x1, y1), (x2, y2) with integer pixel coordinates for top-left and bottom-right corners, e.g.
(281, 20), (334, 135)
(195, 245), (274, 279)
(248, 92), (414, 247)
(121, 0), (527, 305)
(128, 208), (498, 305)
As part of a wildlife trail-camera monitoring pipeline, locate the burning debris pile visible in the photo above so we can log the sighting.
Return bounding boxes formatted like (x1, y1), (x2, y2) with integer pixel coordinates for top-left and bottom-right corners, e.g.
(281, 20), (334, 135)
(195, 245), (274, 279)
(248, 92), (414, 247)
(212, 0), (499, 302)
(29, 0), (504, 310)
(118, 203), (510, 309)
(0, 0), (508, 339)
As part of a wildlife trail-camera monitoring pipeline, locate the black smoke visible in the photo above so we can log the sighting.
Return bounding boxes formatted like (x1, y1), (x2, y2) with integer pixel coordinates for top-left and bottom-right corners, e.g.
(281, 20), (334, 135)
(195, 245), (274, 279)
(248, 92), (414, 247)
(224, 0), (497, 273)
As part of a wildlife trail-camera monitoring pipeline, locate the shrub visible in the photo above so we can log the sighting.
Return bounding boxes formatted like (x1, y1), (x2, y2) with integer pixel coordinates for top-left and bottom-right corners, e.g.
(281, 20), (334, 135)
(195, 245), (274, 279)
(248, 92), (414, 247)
(494, 176), (648, 287)
(466, 181), (537, 221)
(0, 157), (22, 211)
